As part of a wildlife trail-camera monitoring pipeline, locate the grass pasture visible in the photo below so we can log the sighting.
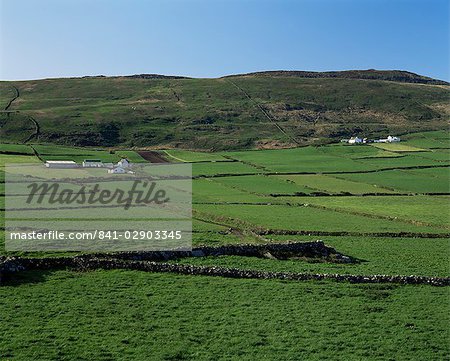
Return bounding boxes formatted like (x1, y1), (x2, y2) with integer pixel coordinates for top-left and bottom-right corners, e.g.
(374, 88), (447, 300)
(175, 236), (450, 277)
(213, 174), (310, 195)
(195, 203), (447, 234)
(301, 195), (450, 229)
(224, 145), (448, 174)
(192, 161), (260, 176)
(356, 153), (448, 169)
(0, 130), (449, 360)
(33, 144), (147, 163)
(275, 174), (399, 194)
(0, 143), (34, 154)
(0, 153), (40, 166)
(224, 146), (369, 173)
(412, 149), (450, 162)
(336, 167), (450, 193)
(193, 178), (269, 203)
(401, 130), (449, 149)
(370, 143), (427, 152)
(114, 150), (147, 163)
(0, 271), (448, 360)
(164, 149), (231, 163)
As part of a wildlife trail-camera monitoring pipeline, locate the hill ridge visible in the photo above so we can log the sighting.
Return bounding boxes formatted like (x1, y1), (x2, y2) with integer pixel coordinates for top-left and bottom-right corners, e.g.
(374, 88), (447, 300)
(0, 71), (448, 149)
(3, 69), (447, 84)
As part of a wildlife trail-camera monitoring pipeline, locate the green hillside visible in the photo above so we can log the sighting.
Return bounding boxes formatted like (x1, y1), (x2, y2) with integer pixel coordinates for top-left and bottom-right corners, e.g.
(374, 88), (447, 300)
(0, 70), (448, 150)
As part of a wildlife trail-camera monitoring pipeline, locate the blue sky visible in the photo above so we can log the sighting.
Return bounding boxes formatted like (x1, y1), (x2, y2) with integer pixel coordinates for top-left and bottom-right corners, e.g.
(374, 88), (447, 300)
(1, 0), (448, 80)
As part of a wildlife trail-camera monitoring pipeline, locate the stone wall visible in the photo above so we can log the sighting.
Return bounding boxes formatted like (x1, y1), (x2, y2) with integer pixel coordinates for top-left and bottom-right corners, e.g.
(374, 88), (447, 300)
(1, 241), (449, 286)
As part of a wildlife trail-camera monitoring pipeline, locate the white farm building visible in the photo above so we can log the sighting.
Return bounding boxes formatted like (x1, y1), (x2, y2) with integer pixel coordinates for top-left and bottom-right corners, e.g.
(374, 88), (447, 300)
(82, 159), (104, 167)
(106, 158), (133, 174)
(348, 137), (364, 144)
(117, 158), (130, 168)
(375, 135), (401, 143)
(45, 160), (78, 168)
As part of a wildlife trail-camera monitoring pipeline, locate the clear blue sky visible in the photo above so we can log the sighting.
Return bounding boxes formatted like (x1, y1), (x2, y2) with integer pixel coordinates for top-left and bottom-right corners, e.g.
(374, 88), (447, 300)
(1, 0), (448, 81)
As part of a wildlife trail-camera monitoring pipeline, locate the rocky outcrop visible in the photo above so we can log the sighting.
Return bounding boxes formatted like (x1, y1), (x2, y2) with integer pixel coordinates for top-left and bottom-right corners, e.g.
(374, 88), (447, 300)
(46, 241), (353, 263)
(122, 74), (190, 80)
(224, 70), (449, 85)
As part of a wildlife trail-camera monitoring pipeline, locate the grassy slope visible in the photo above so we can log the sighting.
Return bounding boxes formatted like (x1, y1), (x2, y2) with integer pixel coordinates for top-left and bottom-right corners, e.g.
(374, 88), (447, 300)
(0, 73), (448, 150)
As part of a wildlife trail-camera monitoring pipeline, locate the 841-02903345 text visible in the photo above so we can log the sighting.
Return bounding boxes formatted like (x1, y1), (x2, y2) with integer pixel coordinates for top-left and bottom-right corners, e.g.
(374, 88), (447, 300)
(9, 230), (184, 241)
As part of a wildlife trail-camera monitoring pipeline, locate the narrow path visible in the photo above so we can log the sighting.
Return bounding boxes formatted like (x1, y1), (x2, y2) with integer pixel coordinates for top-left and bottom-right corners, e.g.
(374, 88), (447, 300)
(225, 79), (300, 145)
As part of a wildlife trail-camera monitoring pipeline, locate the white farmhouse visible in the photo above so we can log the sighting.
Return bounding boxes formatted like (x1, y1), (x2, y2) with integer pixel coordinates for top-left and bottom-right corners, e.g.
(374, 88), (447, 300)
(82, 159), (104, 168)
(348, 137), (363, 144)
(45, 160), (78, 168)
(387, 135), (400, 142)
(117, 158), (130, 168)
(376, 135), (401, 143)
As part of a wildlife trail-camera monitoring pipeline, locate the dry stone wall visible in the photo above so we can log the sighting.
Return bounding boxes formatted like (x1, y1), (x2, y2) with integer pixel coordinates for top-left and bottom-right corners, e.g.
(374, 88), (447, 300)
(1, 255), (449, 286)
(0, 242), (448, 286)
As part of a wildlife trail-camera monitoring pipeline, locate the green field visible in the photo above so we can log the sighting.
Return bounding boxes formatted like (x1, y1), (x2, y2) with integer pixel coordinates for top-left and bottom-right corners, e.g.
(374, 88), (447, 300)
(370, 143), (427, 152)
(1, 130), (449, 360)
(164, 149), (231, 162)
(212, 175), (309, 195)
(0, 143), (34, 154)
(31, 144), (146, 163)
(335, 167), (450, 193)
(175, 236), (449, 277)
(195, 203), (447, 234)
(275, 174), (399, 194)
(298, 195), (450, 228)
(412, 149), (450, 162)
(402, 130), (450, 149)
(192, 161), (260, 176)
(224, 146), (369, 173)
(1, 271), (448, 361)
(193, 178), (270, 203)
(0, 153), (40, 165)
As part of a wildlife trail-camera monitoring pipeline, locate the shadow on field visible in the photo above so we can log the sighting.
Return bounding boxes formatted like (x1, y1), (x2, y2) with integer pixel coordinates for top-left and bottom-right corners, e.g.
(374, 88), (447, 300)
(0, 270), (56, 286)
